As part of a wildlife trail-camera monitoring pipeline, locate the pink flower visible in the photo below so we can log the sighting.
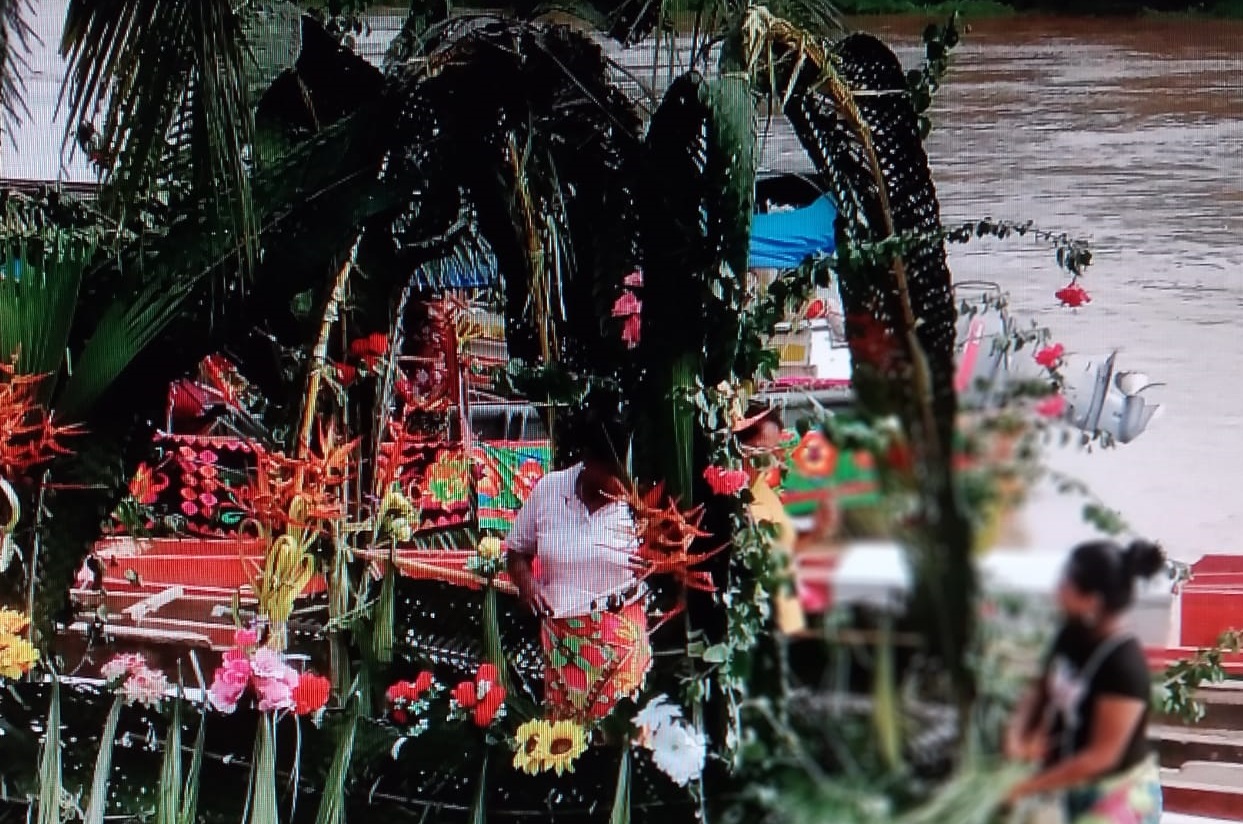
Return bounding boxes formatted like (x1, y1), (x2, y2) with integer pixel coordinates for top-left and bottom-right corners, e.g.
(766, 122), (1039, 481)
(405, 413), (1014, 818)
(180, 501), (198, 516)
(1035, 393), (1068, 419)
(611, 290), (641, 318)
(119, 665), (170, 708)
(234, 628), (259, 647)
(255, 678), (294, 712)
(101, 653), (147, 682)
(1055, 282), (1091, 308)
(703, 466), (749, 496)
(250, 647), (288, 680)
(208, 663), (249, 713)
(198, 492), (218, 507)
(623, 270), (643, 288)
(621, 315), (641, 349)
(199, 449), (218, 464)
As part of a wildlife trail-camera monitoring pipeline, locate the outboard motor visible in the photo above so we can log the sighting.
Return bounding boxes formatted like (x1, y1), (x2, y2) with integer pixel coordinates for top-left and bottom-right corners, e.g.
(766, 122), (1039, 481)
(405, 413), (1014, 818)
(1062, 354), (1162, 444)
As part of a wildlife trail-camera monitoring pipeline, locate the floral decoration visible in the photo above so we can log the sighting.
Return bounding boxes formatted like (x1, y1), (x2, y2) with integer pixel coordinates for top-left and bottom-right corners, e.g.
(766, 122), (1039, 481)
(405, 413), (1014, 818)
(423, 451), (472, 509)
(0, 360), (80, 478)
(386, 671), (438, 731)
(449, 662), (507, 728)
(512, 718), (587, 776)
(631, 695), (706, 786)
(612, 289), (642, 349)
(791, 430), (837, 478)
(702, 465), (749, 496)
(207, 630), (322, 715)
(1055, 282), (1091, 308)
(101, 653), (170, 708)
(292, 672), (331, 716)
(0, 608), (37, 679)
(1033, 343), (1065, 370)
(1035, 393), (1068, 419)
(467, 536), (505, 576)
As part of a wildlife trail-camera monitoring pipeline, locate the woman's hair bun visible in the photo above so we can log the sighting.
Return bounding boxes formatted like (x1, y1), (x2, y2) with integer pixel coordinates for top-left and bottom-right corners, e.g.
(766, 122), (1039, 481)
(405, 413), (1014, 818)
(1122, 539), (1165, 580)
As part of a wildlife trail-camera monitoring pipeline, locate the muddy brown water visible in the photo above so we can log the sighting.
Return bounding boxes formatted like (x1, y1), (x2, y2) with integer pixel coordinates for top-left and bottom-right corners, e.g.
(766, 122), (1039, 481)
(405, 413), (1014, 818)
(6, 9), (1241, 562)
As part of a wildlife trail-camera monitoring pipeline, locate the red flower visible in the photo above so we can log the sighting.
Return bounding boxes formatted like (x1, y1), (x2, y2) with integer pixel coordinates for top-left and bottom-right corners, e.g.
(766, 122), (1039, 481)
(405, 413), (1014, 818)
(885, 442), (913, 474)
(846, 314), (899, 370)
(1055, 283), (1091, 308)
(611, 290), (641, 318)
(292, 673), (331, 716)
(348, 338), (371, 359)
(366, 332), (389, 357)
(702, 466), (748, 496)
(335, 362), (358, 386)
(386, 679), (424, 704)
(476, 663), (499, 686)
(1035, 393), (1068, 419)
(621, 314), (641, 349)
(451, 681), (478, 709)
(472, 684), (506, 727)
(1034, 343), (1065, 369)
(391, 708), (408, 725)
(413, 670), (434, 695)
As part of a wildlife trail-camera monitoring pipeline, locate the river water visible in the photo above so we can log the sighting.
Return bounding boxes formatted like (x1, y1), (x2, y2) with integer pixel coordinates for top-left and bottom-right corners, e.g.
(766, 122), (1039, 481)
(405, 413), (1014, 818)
(609, 15), (1243, 563)
(880, 15), (1243, 562)
(5, 9), (1241, 561)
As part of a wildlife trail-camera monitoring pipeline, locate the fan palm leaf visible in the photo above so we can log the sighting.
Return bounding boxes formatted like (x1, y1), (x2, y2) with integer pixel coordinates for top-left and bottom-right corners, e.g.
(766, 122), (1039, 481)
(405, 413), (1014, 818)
(58, 0), (261, 270)
(0, 0), (33, 141)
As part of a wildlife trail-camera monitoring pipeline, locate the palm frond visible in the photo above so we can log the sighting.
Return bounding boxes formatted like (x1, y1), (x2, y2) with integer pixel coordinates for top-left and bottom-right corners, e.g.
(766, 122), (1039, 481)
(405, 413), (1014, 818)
(0, 0), (34, 141)
(58, 0), (259, 268)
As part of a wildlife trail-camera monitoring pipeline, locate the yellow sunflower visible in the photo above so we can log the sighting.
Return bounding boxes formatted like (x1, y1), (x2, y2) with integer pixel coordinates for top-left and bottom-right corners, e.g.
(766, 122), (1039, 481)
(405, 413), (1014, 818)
(512, 718), (588, 776)
(513, 719), (553, 775)
(542, 720), (588, 776)
(0, 631), (37, 679)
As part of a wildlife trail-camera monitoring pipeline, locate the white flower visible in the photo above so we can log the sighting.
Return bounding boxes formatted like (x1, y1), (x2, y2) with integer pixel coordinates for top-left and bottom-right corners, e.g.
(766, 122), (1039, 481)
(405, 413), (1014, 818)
(634, 695), (682, 737)
(648, 722), (706, 787)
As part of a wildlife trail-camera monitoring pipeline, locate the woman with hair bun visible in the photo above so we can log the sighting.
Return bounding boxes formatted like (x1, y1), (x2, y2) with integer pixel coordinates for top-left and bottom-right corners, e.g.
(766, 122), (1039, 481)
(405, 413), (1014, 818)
(1004, 539), (1166, 822)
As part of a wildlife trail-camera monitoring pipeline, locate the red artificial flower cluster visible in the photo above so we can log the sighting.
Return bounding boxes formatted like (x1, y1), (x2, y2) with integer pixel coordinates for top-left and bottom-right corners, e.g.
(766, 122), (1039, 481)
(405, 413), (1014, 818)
(292, 673), (331, 716)
(386, 671), (435, 725)
(1055, 282), (1091, 308)
(702, 465), (748, 496)
(1034, 343), (1065, 370)
(333, 332), (392, 387)
(450, 663), (507, 728)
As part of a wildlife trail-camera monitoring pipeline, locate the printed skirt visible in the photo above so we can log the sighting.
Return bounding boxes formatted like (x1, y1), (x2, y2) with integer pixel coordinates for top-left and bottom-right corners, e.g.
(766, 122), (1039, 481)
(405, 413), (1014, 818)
(541, 600), (652, 720)
(1065, 756), (1163, 824)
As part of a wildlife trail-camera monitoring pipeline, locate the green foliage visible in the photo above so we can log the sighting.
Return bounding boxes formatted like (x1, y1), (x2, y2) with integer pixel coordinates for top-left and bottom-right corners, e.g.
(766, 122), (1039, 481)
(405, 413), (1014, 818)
(82, 696), (122, 824)
(60, 0), (261, 270)
(1161, 630), (1243, 723)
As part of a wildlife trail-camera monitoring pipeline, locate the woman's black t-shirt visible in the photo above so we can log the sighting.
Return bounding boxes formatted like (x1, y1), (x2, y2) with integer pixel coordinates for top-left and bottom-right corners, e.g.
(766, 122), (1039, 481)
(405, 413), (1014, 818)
(1042, 625), (1152, 773)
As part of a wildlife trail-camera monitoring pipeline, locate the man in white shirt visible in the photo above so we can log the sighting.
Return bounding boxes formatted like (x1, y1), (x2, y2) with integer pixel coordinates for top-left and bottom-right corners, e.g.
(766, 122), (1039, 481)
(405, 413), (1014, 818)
(504, 413), (651, 719)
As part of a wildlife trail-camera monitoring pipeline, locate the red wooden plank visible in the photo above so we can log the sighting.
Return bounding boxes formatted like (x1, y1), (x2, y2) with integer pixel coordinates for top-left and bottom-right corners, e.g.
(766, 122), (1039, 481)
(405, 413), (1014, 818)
(1163, 785), (1243, 821)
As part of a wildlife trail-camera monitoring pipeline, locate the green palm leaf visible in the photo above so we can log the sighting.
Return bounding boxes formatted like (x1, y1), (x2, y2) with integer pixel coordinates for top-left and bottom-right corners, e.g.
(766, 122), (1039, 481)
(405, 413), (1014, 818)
(58, 0), (261, 268)
(0, 0), (34, 140)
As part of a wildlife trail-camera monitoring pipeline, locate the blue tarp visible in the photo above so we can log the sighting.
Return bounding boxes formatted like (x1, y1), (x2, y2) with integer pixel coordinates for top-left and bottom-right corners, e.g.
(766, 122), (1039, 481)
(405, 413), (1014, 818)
(749, 195), (837, 269)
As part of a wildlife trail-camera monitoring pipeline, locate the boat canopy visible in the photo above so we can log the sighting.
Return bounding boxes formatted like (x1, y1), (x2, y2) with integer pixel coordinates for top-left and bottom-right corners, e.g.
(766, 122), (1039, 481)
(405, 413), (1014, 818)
(749, 194), (837, 269)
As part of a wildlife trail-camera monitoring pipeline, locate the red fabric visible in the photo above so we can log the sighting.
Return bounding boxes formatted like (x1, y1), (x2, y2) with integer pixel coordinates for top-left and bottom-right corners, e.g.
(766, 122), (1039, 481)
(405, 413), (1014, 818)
(541, 601), (651, 721)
